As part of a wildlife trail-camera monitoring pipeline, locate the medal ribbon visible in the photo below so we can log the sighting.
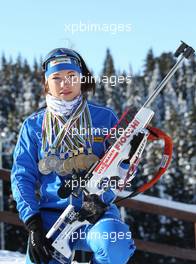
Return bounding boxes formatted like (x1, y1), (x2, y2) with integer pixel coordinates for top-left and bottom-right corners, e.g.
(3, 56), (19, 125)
(41, 97), (93, 155)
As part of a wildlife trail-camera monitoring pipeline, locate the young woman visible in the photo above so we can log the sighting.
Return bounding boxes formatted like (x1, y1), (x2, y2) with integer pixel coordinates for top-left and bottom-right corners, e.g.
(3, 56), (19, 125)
(11, 48), (136, 264)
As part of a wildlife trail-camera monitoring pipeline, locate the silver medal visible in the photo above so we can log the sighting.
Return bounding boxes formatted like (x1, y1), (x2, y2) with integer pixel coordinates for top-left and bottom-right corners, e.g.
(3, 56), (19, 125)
(47, 155), (59, 170)
(38, 158), (52, 175)
(55, 153), (67, 176)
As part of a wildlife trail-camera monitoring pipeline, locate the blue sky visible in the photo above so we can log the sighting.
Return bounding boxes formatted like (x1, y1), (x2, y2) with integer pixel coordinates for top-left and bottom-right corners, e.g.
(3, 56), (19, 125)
(0, 0), (195, 75)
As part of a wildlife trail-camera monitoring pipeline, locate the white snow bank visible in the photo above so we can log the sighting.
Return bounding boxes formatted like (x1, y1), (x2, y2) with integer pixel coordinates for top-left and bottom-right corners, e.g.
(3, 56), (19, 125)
(0, 250), (25, 264)
(119, 191), (196, 213)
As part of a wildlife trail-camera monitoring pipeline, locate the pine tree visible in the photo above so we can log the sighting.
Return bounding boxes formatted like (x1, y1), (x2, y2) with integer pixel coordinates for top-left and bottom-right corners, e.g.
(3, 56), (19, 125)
(144, 48), (155, 74)
(99, 48), (117, 110)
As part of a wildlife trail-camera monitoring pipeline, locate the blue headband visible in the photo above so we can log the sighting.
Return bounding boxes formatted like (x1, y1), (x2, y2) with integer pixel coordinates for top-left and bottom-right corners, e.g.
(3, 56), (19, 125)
(45, 57), (82, 79)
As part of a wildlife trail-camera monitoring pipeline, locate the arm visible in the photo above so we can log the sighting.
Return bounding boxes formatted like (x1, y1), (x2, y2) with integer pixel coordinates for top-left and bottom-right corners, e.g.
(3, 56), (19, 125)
(11, 119), (53, 263)
(11, 119), (41, 223)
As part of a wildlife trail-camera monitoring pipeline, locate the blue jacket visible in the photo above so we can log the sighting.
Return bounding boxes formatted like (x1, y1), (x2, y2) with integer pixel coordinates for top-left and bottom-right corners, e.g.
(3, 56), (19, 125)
(11, 102), (120, 223)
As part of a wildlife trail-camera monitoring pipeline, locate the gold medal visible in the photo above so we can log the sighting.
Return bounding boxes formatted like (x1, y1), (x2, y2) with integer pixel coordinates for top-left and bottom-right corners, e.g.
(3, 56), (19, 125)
(55, 152), (100, 176)
(73, 153), (99, 172)
(73, 154), (88, 171)
(84, 153), (99, 169)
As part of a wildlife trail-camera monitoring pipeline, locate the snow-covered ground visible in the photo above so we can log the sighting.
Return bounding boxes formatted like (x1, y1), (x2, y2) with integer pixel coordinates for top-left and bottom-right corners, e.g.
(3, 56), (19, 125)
(0, 250), (25, 264)
(0, 251), (89, 263)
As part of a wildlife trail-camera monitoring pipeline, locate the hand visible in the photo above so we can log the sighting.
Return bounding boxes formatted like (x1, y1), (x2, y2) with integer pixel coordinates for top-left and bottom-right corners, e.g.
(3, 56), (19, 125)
(121, 131), (147, 165)
(78, 194), (108, 224)
(25, 214), (53, 264)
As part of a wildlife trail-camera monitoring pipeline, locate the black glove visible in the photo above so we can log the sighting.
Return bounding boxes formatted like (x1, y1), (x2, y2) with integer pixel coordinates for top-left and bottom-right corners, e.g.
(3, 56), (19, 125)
(78, 194), (108, 224)
(122, 131), (146, 164)
(25, 214), (53, 264)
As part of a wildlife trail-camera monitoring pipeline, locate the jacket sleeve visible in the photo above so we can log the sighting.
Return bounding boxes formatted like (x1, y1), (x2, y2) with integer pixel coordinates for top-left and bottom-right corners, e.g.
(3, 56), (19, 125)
(11, 119), (41, 223)
(110, 109), (118, 128)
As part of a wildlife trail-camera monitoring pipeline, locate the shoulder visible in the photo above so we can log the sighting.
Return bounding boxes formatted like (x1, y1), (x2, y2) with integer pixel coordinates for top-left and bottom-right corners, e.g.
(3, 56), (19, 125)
(27, 107), (46, 120)
(24, 107), (46, 124)
(87, 101), (118, 128)
(87, 101), (118, 120)
(20, 107), (46, 135)
(16, 108), (46, 145)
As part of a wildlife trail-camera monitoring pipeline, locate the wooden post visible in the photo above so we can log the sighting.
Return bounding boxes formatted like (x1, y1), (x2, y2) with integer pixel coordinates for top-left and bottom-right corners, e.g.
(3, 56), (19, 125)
(195, 222), (196, 249)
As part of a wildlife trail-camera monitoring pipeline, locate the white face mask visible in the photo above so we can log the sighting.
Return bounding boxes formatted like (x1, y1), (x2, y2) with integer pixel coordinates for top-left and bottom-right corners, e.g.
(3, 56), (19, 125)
(46, 93), (82, 116)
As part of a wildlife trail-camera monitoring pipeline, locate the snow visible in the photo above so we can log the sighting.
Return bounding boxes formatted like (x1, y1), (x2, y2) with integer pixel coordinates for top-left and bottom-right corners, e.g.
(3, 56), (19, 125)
(119, 191), (196, 213)
(0, 250), (25, 264)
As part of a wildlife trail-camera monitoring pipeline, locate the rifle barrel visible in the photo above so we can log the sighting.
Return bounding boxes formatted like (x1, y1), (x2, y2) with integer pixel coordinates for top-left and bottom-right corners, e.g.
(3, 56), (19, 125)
(142, 54), (185, 108)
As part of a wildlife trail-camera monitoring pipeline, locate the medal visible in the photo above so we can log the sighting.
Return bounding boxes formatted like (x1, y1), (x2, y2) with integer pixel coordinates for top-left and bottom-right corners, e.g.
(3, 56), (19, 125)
(62, 157), (75, 174)
(47, 148), (59, 170)
(55, 153), (68, 176)
(74, 153), (99, 172)
(47, 155), (59, 170)
(84, 153), (99, 169)
(55, 150), (100, 176)
(55, 160), (67, 176)
(38, 158), (52, 175)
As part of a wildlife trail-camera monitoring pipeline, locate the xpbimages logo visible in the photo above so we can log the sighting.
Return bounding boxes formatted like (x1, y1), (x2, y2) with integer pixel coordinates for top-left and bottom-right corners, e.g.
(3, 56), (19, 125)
(65, 21), (132, 35)
(71, 126), (128, 139)
(58, 74), (132, 86)
(69, 219), (132, 242)
(60, 176), (132, 192)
